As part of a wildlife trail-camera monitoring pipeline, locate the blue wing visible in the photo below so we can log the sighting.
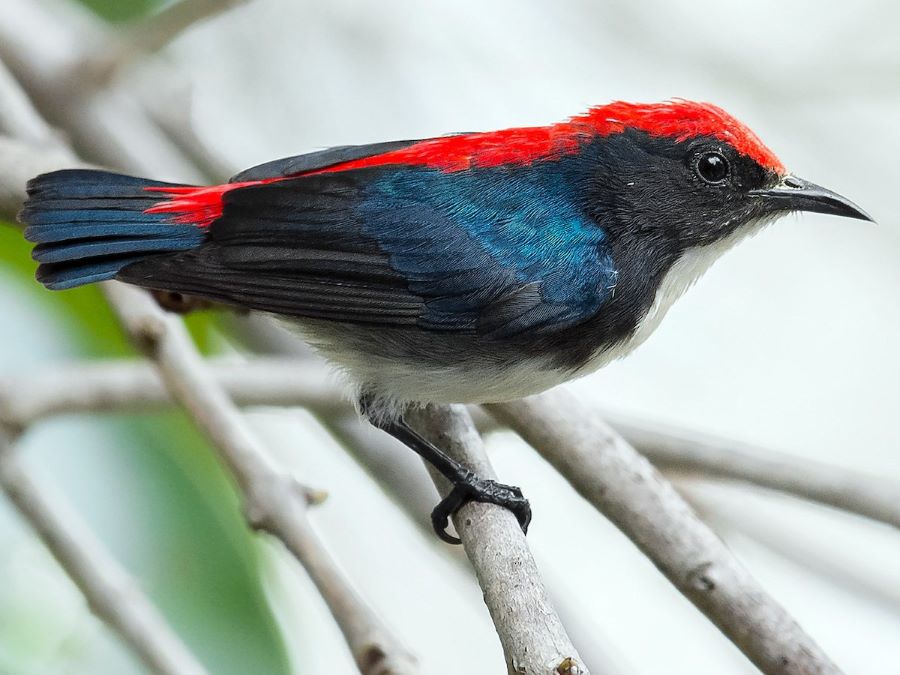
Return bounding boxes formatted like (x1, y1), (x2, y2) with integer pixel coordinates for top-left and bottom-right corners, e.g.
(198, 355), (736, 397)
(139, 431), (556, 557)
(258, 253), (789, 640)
(119, 164), (617, 338)
(355, 167), (616, 336)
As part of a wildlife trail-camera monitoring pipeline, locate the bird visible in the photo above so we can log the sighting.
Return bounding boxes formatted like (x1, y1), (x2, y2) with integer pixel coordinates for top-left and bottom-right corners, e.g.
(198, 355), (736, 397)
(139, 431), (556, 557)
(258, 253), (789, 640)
(19, 99), (872, 543)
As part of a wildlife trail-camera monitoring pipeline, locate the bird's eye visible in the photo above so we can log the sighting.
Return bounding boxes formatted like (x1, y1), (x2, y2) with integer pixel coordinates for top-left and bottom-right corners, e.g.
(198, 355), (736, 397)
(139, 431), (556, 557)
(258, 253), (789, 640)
(694, 152), (730, 184)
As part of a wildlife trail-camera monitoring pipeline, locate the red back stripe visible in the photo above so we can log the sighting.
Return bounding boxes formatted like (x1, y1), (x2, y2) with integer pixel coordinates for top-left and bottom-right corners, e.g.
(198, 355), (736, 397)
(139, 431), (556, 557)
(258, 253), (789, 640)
(145, 100), (784, 227)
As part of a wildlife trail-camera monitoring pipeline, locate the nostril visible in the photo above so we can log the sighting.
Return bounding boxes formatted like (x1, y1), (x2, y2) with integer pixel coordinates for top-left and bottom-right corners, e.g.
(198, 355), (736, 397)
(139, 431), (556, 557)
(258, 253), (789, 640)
(782, 176), (803, 189)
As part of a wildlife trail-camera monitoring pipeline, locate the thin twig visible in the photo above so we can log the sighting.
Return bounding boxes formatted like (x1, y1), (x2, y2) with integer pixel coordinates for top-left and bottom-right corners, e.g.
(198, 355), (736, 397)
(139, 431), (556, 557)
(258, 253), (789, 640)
(405, 405), (588, 675)
(0, 135), (85, 221)
(0, 357), (346, 430)
(487, 391), (843, 675)
(73, 0), (253, 89)
(102, 282), (419, 675)
(678, 479), (900, 615)
(606, 412), (900, 529)
(0, 431), (209, 675)
(0, 59), (62, 145)
(0, 0), (207, 181)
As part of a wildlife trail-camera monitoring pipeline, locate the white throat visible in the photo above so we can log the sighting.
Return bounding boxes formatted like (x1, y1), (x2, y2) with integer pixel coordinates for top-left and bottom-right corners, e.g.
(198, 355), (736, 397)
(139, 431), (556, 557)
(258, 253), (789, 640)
(579, 217), (773, 375)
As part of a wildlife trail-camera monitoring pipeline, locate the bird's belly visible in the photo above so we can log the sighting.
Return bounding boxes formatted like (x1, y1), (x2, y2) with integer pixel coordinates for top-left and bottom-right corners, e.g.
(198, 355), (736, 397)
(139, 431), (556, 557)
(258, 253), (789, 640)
(272, 221), (766, 412)
(368, 357), (578, 405)
(274, 316), (576, 409)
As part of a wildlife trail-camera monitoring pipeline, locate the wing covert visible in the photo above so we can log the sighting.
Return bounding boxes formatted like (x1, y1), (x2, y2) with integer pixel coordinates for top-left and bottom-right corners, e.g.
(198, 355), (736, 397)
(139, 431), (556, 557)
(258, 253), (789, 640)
(120, 165), (616, 338)
(229, 140), (422, 182)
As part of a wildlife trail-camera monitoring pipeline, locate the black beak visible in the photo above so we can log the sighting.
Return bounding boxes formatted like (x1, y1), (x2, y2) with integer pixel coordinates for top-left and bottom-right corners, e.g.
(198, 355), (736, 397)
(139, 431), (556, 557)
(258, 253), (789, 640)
(750, 175), (874, 222)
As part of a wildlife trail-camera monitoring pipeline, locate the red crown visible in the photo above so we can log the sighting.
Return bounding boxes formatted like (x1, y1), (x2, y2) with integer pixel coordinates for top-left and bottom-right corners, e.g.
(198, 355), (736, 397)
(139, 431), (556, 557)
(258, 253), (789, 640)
(574, 100), (784, 172)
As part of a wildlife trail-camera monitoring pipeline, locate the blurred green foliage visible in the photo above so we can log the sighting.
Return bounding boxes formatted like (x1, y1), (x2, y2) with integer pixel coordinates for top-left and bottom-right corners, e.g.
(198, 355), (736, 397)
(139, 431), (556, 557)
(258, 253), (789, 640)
(1, 219), (290, 674)
(76, 0), (164, 22)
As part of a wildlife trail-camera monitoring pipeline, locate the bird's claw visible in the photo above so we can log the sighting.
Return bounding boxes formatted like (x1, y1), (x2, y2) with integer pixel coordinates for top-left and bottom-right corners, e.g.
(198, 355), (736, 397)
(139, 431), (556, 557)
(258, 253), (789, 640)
(430, 474), (531, 544)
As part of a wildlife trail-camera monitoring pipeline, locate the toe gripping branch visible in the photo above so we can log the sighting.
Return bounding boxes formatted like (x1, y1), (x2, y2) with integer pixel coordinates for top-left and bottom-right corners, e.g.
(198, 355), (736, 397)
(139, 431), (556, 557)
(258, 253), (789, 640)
(375, 415), (532, 544)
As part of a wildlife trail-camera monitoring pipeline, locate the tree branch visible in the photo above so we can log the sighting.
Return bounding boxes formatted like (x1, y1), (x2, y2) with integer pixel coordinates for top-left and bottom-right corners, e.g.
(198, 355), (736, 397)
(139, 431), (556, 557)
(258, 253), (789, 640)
(101, 282), (419, 675)
(606, 412), (900, 529)
(405, 405), (588, 675)
(677, 479), (900, 614)
(6, 356), (897, 535)
(0, 431), (209, 675)
(0, 41), (216, 675)
(0, 59), (63, 145)
(487, 391), (842, 675)
(72, 0), (254, 90)
(0, 357), (346, 430)
(0, 0), (208, 181)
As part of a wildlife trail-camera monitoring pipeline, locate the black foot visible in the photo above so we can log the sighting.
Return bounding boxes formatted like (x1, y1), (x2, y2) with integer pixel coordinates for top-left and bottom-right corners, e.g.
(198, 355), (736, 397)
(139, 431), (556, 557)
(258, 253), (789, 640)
(431, 472), (532, 544)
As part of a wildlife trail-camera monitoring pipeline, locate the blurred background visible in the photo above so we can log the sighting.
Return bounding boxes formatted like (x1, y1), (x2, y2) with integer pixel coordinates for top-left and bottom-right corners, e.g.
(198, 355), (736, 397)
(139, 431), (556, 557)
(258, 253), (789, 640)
(0, 0), (898, 673)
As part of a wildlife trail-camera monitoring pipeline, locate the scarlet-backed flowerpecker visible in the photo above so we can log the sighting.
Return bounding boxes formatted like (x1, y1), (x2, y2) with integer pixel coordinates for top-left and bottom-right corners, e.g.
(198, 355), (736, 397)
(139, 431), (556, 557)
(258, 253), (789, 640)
(20, 100), (872, 542)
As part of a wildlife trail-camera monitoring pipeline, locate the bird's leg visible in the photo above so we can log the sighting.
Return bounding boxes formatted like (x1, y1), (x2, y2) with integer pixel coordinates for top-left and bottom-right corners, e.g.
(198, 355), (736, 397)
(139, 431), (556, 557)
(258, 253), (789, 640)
(369, 412), (531, 545)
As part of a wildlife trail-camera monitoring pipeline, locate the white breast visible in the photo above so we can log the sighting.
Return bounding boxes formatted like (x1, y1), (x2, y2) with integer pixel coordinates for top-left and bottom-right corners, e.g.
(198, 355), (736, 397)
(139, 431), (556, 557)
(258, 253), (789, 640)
(575, 218), (772, 377)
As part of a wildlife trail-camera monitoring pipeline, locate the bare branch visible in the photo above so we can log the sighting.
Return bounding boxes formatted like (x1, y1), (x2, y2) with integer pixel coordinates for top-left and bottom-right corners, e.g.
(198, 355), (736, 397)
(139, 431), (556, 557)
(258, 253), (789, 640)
(0, 0), (208, 182)
(6, 356), (897, 535)
(102, 282), (418, 675)
(0, 431), (209, 675)
(0, 135), (84, 221)
(0, 42), (217, 675)
(129, 0), (253, 51)
(72, 0), (253, 91)
(678, 479), (900, 614)
(487, 391), (843, 675)
(405, 405), (588, 675)
(0, 59), (61, 145)
(606, 412), (900, 529)
(0, 357), (346, 429)
(0, 357), (674, 673)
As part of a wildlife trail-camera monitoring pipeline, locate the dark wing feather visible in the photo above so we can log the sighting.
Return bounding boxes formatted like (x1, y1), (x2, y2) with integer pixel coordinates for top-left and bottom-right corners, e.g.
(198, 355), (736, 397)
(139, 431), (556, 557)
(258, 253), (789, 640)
(120, 171), (427, 324)
(119, 166), (615, 338)
(229, 140), (422, 182)
(122, 248), (422, 324)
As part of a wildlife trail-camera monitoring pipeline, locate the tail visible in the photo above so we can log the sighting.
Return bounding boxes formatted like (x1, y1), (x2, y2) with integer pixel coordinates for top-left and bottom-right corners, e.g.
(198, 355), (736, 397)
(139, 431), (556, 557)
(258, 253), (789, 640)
(20, 169), (207, 290)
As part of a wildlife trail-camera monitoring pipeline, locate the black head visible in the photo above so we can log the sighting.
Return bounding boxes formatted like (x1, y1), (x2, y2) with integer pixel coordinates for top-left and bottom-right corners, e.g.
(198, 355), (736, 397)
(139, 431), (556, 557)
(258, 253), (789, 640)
(526, 101), (874, 371)
(577, 127), (872, 254)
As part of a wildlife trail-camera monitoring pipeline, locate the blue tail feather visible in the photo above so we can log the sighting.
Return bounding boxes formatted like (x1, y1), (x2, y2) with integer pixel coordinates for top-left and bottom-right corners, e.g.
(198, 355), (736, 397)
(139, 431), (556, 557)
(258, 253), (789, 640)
(20, 169), (206, 290)
(36, 255), (157, 291)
